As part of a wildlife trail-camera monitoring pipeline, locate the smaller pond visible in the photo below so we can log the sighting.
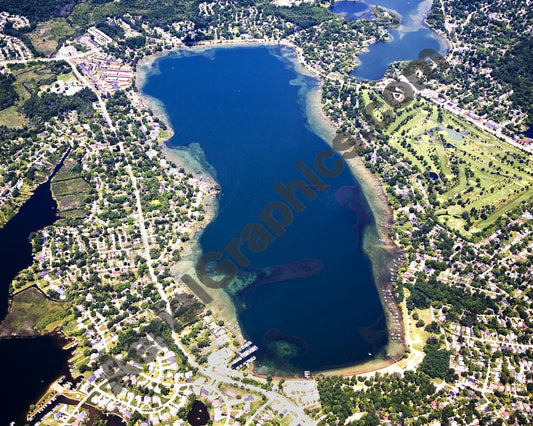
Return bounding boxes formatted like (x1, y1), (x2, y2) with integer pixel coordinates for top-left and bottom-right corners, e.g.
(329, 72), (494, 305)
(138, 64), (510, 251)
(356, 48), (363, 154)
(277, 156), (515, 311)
(428, 171), (439, 180)
(330, 1), (372, 20)
(330, 0), (449, 80)
(187, 400), (210, 426)
(437, 124), (463, 141)
(525, 122), (533, 138)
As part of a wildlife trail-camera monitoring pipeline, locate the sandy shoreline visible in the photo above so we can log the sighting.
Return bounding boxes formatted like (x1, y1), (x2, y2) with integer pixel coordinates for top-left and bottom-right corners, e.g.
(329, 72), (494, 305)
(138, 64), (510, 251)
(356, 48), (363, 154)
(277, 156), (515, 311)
(301, 78), (407, 377)
(285, 40), (407, 375)
(315, 154), (406, 376)
(136, 38), (405, 377)
(161, 146), (242, 334)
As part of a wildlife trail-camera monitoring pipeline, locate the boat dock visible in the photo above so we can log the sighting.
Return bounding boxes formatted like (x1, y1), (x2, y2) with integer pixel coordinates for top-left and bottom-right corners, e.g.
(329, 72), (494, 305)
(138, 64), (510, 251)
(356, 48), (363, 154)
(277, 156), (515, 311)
(231, 341), (259, 370)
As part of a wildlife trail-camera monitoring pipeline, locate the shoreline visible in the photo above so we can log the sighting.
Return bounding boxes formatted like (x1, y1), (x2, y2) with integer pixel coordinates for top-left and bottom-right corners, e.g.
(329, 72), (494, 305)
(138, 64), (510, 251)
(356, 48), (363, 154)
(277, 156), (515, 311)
(135, 38), (406, 377)
(137, 47), (245, 335)
(301, 78), (407, 377)
(162, 147), (242, 334)
(0, 328), (77, 423)
(285, 40), (408, 376)
(315, 154), (407, 377)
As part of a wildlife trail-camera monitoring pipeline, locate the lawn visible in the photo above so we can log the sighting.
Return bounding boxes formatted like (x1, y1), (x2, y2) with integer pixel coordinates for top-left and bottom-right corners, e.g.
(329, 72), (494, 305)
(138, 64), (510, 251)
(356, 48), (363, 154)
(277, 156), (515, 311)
(11, 65), (57, 101)
(0, 63), (72, 128)
(52, 177), (90, 197)
(363, 90), (533, 237)
(0, 105), (28, 128)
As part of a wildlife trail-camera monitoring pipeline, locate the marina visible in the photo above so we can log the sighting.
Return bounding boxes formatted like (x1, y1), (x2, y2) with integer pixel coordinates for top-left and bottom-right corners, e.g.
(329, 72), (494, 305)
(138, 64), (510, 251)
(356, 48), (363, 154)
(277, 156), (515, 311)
(231, 341), (259, 370)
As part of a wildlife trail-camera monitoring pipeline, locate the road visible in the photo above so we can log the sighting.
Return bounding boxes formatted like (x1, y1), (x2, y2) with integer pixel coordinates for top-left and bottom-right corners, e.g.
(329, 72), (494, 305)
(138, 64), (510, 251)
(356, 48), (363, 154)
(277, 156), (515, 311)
(414, 86), (533, 155)
(0, 50), (93, 67)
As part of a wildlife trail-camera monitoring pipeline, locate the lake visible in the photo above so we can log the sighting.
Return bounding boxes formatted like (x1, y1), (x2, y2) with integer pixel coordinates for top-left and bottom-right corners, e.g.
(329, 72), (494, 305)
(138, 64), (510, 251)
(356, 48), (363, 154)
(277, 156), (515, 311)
(331, 0), (449, 80)
(0, 153), (73, 424)
(0, 168), (59, 319)
(0, 334), (73, 424)
(141, 45), (388, 374)
(525, 123), (533, 138)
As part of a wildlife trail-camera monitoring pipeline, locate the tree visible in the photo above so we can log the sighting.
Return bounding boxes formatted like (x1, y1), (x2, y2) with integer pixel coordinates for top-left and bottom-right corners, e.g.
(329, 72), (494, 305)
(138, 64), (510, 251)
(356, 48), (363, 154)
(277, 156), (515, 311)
(420, 341), (452, 380)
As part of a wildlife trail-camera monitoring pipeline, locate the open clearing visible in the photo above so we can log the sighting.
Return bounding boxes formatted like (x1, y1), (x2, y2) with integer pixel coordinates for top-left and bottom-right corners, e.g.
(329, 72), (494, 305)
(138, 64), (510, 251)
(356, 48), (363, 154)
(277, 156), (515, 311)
(0, 287), (65, 337)
(29, 18), (74, 57)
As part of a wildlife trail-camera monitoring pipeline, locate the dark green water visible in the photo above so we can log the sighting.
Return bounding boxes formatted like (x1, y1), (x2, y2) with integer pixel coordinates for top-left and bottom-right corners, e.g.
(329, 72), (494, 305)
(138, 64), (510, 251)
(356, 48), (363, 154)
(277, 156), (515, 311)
(142, 46), (387, 373)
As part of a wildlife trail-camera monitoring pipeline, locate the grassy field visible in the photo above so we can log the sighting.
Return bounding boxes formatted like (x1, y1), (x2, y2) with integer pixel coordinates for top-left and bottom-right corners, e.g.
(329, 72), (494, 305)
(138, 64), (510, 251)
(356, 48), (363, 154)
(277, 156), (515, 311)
(0, 287), (66, 337)
(11, 65), (57, 100)
(51, 157), (91, 219)
(29, 18), (74, 57)
(0, 105), (28, 128)
(57, 71), (75, 82)
(362, 90), (533, 237)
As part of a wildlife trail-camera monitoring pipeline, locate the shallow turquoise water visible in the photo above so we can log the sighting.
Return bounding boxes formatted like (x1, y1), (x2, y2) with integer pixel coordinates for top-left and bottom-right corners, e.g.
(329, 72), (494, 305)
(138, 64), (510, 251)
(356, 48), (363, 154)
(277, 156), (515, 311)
(142, 46), (387, 373)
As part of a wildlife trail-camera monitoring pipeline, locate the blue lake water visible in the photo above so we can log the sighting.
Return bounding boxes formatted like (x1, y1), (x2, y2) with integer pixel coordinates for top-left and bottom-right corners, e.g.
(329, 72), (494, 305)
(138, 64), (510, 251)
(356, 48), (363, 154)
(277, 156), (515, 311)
(0, 168), (59, 319)
(332, 0), (449, 80)
(0, 152), (73, 424)
(330, 1), (371, 20)
(142, 46), (387, 373)
(0, 334), (73, 424)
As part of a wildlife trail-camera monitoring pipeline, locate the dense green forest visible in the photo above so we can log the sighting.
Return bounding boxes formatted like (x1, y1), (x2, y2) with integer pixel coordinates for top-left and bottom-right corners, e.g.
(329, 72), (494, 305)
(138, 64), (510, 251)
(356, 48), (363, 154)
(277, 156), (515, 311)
(318, 371), (441, 424)
(22, 87), (97, 125)
(117, 0), (199, 25)
(267, 3), (334, 29)
(491, 38), (533, 120)
(1, 0), (335, 32)
(0, 0), (79, 21)
(0, 0), (198, 30)
(95, 21), (124, 39)
(419, 337), (454, 380)
(68, 0), (202, 30)
(0, 74), (18, 110)
(405, 270), (497, 319)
